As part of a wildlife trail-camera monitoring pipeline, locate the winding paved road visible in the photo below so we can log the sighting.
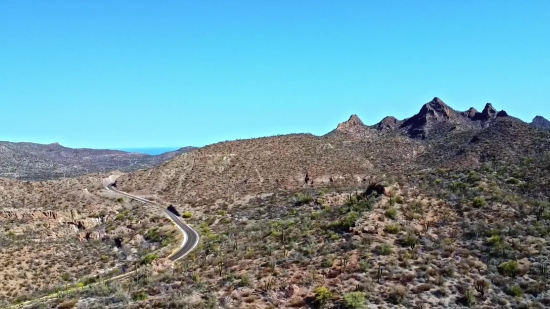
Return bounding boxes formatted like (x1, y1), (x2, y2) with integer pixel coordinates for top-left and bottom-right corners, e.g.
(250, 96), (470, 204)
(7, 179), (200, 309)
(105, 183), (200, 261)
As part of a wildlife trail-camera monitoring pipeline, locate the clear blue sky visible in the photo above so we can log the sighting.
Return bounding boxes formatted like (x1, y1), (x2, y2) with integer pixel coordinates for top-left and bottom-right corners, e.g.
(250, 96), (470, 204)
(1, 1), (549, 149)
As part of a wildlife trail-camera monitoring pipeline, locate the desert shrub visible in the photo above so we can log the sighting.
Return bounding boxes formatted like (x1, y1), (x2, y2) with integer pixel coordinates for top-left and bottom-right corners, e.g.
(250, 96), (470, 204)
(472, 197), (486, 208)
(508, 284), (522, 297)
(182, 211), (192, 218)
(239, 274), (251, 287)
(487, 235), (501, 246)
(498, 260), (518, 277)
(343, 291), (366, 309)
(140, 253), (159, 265)
(388, 284), (407, 304)
(295, 193), (314, 206)
(314, 286), (333, 306)
(463, 289), (476, 306)
(329, 211), (360, 230)
(399, 234), (418, 248)
(384, 223), (401, 234)
(377, 243), (393, 255)
(385, 207), (397, 219)
(133, 291), (148, 301)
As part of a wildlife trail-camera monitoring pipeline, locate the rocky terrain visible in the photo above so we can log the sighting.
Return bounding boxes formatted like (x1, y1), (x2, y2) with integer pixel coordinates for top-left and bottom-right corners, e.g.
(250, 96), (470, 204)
(0, 142), (194, 181)
(3, 97), (550, 308)
(0, 174), (182, 306)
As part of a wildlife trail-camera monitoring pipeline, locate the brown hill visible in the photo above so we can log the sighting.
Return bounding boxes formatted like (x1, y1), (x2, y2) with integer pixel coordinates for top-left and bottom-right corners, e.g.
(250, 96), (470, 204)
(117, 133), (424, 205)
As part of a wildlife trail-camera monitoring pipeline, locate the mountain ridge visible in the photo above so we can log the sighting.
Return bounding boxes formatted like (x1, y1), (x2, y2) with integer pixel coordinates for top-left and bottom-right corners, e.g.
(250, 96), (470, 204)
(0, 141), (195, 181)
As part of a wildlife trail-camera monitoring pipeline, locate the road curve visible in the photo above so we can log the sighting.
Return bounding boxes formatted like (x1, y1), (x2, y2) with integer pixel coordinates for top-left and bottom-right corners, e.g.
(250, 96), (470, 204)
(105, 184), (200, 261)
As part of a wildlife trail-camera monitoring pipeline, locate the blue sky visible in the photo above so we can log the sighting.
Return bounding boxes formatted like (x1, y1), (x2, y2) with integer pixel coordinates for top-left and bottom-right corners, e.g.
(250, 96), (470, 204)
(1, 1), (549, 149)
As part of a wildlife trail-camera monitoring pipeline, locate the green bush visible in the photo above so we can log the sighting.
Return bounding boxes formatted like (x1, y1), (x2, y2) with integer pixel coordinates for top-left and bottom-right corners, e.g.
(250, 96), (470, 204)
(385, 207), (397, 219)
(133, 291), (148, 301)
(314, 286), (333, 306)
(384, 224), (401, 234)
(182, 211), (192, 218)
(487, 235), (501, 246)
(464, 289), (476, 306)
(238, 274), (250, 287)
(343, 291), (366, 309)
(329, 211), (360, 230)
(498, 260), (518, 277)
(140, 253), (159, 265)
(472, 197), (486, 208)
(400, 234), (418, 248)
(508, 284), (522, 297)
(295, 193), (314, 206)
(378, 243), (393, 255)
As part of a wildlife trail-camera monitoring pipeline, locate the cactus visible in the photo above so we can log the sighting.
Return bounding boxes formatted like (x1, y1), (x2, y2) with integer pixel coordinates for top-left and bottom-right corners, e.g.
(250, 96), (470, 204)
(376, 265), (384, 283)
(474, 279), (490, 297)
(539, 264), (548, 278)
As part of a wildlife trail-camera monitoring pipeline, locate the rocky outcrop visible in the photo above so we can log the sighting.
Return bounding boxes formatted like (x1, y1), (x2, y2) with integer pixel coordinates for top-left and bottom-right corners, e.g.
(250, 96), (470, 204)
(398, 97), (461, 138)
(337, 98), (512, 140)
(1, 209), (107, 232)
(531, 115), (550, 130)
(336, 114), (364, 130)
(335, 114), (372, 138)
(375, 116), (401, 132)
(462, 107), (479, 118)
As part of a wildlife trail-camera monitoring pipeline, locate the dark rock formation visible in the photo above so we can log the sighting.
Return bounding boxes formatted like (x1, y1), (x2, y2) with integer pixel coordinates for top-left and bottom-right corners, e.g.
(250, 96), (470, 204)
(398, 97), (459, 139)
(376, 116), (401, 131)
(496, 110), (508, 117)
(463, 107), (479, 118)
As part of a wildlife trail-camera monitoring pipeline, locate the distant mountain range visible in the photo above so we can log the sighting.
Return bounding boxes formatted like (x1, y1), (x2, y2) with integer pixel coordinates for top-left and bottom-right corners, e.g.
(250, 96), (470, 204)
(0, 142), (194, 181)
(334, 97), (547, 139)
(1, 98), (548, 183)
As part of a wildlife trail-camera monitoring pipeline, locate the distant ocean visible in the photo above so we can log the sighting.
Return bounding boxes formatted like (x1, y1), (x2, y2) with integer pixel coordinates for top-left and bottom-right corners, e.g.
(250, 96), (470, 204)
(116, 147), (180, 155)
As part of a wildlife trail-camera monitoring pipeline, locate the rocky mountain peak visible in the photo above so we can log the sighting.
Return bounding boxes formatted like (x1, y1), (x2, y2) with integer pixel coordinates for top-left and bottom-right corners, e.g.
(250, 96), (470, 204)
(418, 97), (453, 121)
(532, 115), (550, 130)
(481, 103), (497, 118)
(336, 114), (364, 131)
(463, 107), (479, 118)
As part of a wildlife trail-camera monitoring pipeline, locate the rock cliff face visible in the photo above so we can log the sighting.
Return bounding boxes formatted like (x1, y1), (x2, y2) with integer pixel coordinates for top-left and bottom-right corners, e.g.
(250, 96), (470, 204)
(0, 209), (110, 238)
